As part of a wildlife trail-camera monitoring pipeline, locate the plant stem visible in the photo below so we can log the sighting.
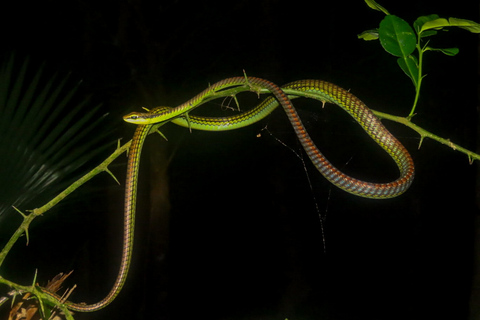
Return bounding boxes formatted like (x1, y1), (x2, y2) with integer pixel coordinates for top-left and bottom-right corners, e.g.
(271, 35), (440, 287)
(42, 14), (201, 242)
(409, 43), (425, 118)
(373, 110), (478, 163)
(0, 275), (75, 320)
(0, 140), (131, 267)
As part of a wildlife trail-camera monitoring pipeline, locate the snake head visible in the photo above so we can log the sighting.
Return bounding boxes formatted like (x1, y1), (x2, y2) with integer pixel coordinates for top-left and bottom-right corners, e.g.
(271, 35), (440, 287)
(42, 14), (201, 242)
(123, 107), (173, 124)
(123, 112), (144, 124)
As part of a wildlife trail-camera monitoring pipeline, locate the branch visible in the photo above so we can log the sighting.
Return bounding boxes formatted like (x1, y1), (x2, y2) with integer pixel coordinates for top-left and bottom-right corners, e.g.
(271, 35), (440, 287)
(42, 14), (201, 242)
(280, 87), (480, 164)
(0, 140), (131, 267)
(0, 275), (75, 320)
(372, 110), (478, 164)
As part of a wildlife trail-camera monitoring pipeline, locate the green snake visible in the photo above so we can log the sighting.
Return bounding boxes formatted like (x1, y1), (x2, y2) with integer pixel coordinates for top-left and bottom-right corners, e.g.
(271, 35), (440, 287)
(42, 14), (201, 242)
(40, 77), (414, 311)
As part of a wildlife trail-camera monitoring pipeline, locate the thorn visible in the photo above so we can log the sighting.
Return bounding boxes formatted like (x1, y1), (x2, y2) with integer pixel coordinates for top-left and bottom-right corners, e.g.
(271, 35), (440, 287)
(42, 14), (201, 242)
(155, 129), (169, 141)
(24, 228), (30, 246)
(31, 269), (38, 288)
(33, 270), (47, 318)
(12, 206), (26, 219)
(12, 206), (30, 245)
(184, 113), (192, 133)
(116, 139), (123, 150)
(232, 95), (241, 111)
(417, 136), (425, 149)
(105, 168), (120, 185)
(242, 69), (249, 82)
(31, 268), (47, 317)
(242, 70), (260, 96)
(10, 290), (18, 308)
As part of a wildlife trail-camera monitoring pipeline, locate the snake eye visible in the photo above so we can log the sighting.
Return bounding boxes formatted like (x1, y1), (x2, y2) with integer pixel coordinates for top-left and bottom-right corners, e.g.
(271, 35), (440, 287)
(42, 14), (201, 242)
(123, 113), (142, 122)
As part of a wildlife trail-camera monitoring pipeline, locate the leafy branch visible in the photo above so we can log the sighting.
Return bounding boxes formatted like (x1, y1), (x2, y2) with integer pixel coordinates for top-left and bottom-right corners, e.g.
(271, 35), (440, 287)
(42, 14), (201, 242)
(359, 0), (480, 118)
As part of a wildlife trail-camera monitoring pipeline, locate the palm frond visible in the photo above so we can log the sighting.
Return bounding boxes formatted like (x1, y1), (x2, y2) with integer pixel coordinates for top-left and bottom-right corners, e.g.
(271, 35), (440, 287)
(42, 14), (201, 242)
(0, 53), (113, 226)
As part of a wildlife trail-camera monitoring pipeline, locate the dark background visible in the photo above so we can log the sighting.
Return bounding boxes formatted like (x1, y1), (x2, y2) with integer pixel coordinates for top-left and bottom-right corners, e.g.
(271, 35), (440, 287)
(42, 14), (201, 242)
(0, 0), (478, 319)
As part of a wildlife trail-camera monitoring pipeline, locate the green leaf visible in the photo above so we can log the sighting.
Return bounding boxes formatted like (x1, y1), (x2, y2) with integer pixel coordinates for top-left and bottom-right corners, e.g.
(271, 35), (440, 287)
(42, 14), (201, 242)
(397, 55), (419, 87)
(419, 17), (480, 34)
(364, 0), (390, 15)
(425, 47), (460, 56)
(418, 30), (438, 38)
(414, 14), (440, 36)
(358, 29), (379, 41)
(419, 18), (450, 33)
(448, 17), (480, 33)
(379, 15), (417, 58)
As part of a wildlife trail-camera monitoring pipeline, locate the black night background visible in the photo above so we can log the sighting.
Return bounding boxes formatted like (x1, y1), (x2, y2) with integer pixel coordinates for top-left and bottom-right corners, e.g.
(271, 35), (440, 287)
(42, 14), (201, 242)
(0, 1), (478, 319)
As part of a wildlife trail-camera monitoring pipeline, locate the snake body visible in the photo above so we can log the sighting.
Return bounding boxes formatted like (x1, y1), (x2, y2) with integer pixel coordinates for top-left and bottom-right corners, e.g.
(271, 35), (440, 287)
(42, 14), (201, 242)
(42, 77), (414, 311)
(133, 79), (414, 198)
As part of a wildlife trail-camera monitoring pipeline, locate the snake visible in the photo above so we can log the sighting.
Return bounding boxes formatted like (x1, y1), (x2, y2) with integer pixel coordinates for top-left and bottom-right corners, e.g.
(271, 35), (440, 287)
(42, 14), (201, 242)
(39, 77), (414, 311)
